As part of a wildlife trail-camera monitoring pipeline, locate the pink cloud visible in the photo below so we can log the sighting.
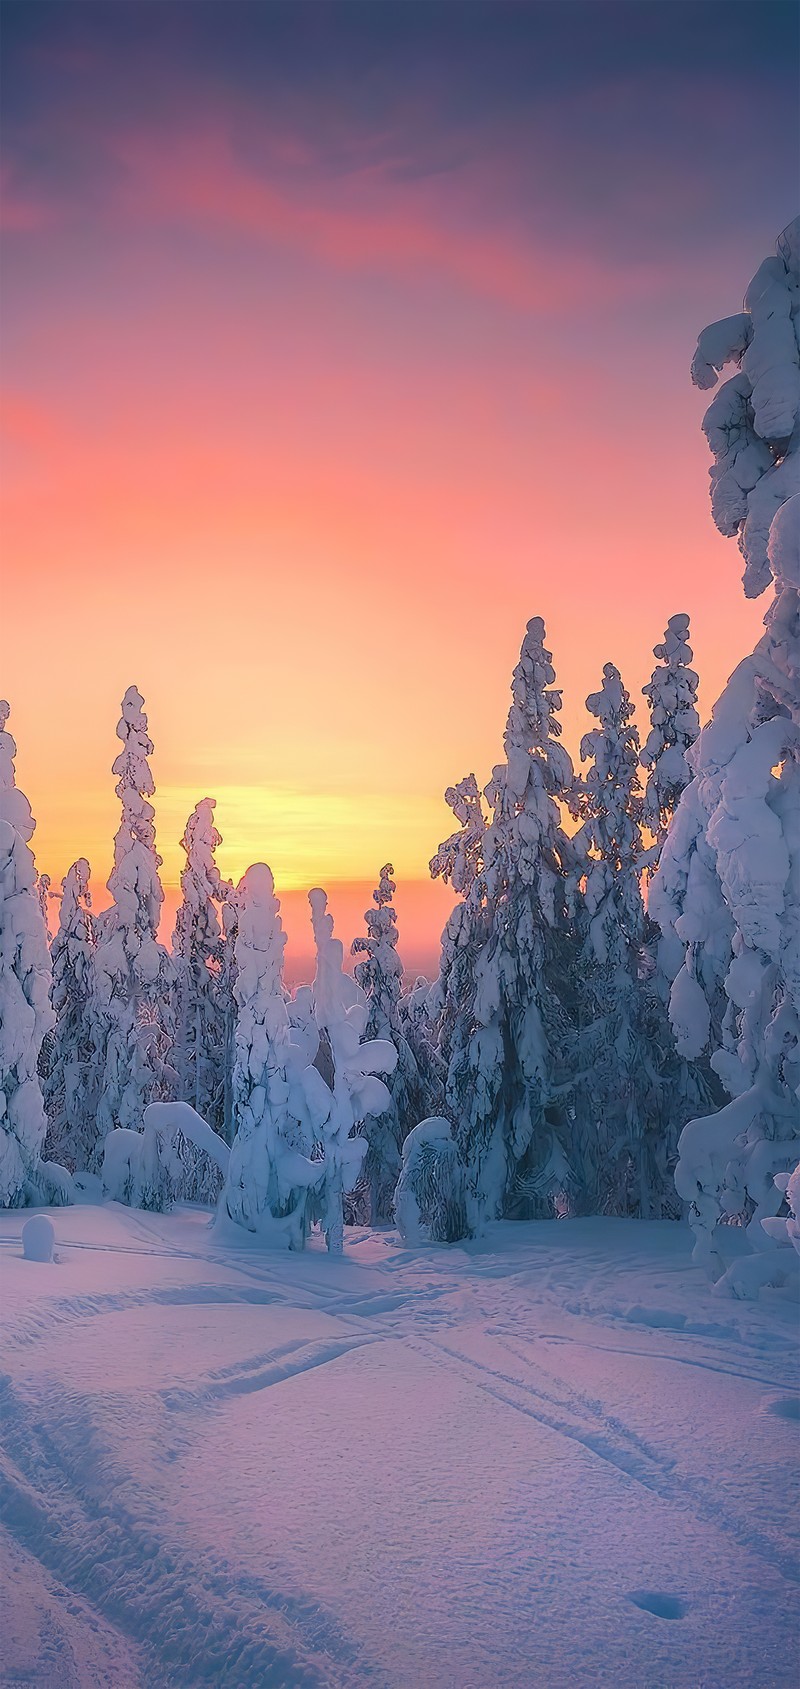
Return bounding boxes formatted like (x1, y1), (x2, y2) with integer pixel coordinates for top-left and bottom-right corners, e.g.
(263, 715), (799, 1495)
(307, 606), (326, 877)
(114, 131), (588, 313)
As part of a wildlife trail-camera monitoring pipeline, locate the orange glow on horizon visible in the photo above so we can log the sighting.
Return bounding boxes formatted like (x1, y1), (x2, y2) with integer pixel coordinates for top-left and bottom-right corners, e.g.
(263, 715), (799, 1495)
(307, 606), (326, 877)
(1, 67), (771, 976)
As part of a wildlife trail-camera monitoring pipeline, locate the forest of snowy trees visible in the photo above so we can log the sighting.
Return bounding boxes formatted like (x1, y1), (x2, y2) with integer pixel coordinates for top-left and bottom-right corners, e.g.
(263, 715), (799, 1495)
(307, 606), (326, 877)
(1, 222), (798, 1292)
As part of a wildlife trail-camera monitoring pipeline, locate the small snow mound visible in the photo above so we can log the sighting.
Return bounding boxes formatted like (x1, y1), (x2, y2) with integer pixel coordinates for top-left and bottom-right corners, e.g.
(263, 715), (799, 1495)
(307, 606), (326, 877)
(628, 1591), (688, 1621)
(22, 1215), (55, 1262)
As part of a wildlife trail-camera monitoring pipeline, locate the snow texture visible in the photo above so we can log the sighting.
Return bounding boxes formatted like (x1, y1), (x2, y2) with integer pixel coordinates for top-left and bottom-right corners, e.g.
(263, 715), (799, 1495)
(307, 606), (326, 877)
(0, 1202), (796, 1688)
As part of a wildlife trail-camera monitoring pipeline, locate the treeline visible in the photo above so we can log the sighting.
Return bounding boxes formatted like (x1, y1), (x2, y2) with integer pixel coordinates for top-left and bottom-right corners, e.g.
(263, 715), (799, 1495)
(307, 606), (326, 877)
(0, 606), (714, 1245)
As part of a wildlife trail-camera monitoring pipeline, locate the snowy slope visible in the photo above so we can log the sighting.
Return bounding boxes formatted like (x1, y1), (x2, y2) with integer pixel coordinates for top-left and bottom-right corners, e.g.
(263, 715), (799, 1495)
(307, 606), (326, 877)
(0, 1207), (797, 1689)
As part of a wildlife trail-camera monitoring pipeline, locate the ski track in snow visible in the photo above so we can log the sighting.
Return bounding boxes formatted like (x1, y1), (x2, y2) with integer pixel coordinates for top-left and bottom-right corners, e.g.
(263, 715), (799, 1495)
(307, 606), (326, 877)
(1, 1206), (797, 1687)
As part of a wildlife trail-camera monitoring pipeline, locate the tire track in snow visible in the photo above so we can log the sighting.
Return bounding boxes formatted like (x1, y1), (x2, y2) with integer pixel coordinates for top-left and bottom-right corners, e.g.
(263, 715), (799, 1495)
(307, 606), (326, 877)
(537, 1329), (794, 1391)
(409, 1333), (672, 1493)
(0, 1373), (383, 1689)
(409, 1333), (800, 1586)
(161, 1335), (379, 1411)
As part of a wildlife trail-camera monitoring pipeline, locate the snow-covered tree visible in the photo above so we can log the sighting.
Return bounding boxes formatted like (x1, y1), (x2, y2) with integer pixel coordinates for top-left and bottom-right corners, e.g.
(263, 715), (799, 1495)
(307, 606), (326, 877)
(351, 864), (426, 1221)
(436, 620), (578, 1227)
(398, 973), (446, 1125)
(35, 871), (53, 935)
(93, 686), (174, 1157)
(690, 219), (799, 599)
(394, 1118), (469, 1244)
(653, 221), (800, 1285)
(222, 864), (321, 1246)
(641, 614), (700, 856)
(172, 798), (231, 1132)
(570, 664), (692, 1217)
(306, 889), (396, 1253)
(428, 774), (489, 1054)
(218, 892), (239, 1144)
(42, 858), (98, 1172)
(0, 702), (53, 1205)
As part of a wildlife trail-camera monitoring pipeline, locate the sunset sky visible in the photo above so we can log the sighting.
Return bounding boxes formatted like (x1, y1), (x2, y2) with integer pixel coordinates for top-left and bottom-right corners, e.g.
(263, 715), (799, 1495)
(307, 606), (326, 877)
(2, 0), (798, 977)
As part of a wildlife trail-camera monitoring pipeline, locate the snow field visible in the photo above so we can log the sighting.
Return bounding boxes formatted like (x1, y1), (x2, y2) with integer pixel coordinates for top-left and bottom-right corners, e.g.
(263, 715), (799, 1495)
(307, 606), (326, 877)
(1, 1205), (797, 1688)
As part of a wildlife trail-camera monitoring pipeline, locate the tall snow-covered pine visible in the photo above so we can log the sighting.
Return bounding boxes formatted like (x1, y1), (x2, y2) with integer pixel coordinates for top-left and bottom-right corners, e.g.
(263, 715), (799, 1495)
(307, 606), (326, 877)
(0, 702), (53, 1205)
(172, 797), (231, 1131)
(93, 686), (174, 1149)
(442, 619), (577, 1226)
(42, 858), (98, 1172)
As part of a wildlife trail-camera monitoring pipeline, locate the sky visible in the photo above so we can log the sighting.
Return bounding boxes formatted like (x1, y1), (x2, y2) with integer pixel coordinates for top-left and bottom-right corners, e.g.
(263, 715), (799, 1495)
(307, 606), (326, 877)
(1, 0), (798, 977)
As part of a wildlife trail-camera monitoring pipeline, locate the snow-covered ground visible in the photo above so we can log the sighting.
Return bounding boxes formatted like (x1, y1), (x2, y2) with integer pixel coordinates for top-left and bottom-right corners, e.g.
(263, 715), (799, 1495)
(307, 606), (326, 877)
(1, 1206), (797, 1689)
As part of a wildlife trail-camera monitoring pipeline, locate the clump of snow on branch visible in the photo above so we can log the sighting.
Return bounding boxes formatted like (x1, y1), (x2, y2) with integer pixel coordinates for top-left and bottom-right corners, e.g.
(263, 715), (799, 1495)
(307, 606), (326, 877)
(103, 1101), (230, 1213)
(690, 218), (800, 598)
(0, 702), (54, 1206)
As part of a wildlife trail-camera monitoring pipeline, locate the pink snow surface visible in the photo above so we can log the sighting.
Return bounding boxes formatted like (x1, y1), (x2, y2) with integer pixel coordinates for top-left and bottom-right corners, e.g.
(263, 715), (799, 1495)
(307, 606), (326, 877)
(0, 1205), (797, 1688)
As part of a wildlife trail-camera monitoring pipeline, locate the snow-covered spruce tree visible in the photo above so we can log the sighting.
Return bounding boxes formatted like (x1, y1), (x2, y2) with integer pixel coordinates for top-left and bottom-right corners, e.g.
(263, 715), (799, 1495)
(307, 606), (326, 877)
(351, 864), (426, 1221)
(569, 664), (702, 1217)
(35, 871), (53, 935)
(93, 687), (174, 1181)
(222, 864), (321, 1246)
(428, 773), (489, 1099)
(439, 620), (578, 1228)
(218, 892), (239, 1144)
(0, 702), (54, 1205)
(42, 858), (99, 1172)
(652, 220), (800, 1289)
(640, 614), (700, 860)
(306, 889), (396, 1253)
(398, 973), (446, 1125)
(172, 798), (231, 1133)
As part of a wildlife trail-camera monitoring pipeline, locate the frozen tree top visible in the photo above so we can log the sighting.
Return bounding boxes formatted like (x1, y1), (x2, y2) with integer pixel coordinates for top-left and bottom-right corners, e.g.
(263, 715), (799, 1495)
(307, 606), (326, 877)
(0, 701), (36, 844)
(691, 217), (800, 598)
(111, 685), (158, 854)
(309, 888), (360, 1028)
(640, 614), (700, 843)
(430, 774), (486, 898)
